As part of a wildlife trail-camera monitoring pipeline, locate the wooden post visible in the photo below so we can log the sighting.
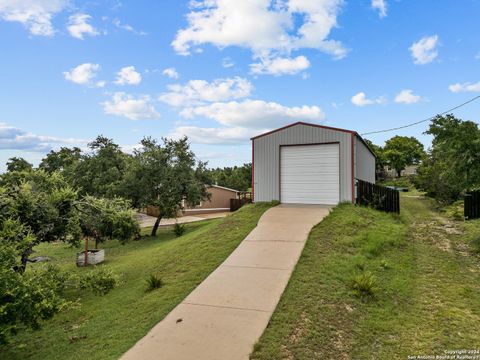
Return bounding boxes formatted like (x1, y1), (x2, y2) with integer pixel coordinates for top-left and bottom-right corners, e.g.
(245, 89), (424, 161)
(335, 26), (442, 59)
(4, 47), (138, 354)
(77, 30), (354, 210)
(84, 237), (89, 267)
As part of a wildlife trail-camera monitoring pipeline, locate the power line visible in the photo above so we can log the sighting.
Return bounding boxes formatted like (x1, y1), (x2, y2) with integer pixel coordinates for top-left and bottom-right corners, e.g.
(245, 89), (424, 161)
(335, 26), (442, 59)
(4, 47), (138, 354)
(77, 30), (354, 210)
(361, 95), (480, 136)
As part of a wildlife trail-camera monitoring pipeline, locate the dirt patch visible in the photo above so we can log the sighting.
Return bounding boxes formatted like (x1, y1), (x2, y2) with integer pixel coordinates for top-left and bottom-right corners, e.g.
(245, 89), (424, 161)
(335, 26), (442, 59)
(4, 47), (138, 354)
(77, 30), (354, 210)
(413, 216), (464, 253)
(288, 312), (311, 344)
(413, 220), (452, 252)
(331, 330), (350, 360)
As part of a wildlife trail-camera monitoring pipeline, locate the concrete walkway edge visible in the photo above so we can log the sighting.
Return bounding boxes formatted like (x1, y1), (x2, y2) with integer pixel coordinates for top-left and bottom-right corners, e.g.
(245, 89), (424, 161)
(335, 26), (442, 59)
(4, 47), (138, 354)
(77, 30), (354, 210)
(122, 204), (331, 360)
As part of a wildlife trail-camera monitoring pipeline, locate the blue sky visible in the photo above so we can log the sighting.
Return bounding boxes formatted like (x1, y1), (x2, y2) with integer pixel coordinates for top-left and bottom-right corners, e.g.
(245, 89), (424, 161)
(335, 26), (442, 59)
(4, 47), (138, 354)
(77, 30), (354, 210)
(1, 0), (479, 171)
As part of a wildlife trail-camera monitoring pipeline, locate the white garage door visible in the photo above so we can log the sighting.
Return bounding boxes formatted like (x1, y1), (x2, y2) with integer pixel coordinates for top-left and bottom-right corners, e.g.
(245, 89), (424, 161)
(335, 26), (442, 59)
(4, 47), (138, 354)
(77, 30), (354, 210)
(280, 144), (340, 205)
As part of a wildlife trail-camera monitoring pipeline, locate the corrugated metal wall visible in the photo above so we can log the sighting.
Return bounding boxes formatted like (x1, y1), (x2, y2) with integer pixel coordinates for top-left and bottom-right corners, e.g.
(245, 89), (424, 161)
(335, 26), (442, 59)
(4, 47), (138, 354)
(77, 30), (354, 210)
(253, 123), (354, 203)
(355, 138), (376, 183)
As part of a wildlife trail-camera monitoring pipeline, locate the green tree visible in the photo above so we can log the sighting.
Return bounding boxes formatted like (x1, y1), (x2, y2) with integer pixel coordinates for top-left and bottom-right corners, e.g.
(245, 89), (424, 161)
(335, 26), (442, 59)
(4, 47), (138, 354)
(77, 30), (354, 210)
(415, 114), (480, 202)
(0, 170), (81, 272)
(0, 218), (69, 343)
(73, 136), (130, 198)
(383, 136), (425, 177)
(122, 137), (208, 237)
(77, 196), (140, 248)
(206, 163), (252, 191)
(39, 147), (82, 174)
(6, 157), (33, 173)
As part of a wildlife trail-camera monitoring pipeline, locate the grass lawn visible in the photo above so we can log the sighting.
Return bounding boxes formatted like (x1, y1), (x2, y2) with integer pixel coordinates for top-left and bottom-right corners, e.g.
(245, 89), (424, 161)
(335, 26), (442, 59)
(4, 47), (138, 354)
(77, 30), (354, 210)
(251, 196), (480, 359)
(0, 202), (273, 360)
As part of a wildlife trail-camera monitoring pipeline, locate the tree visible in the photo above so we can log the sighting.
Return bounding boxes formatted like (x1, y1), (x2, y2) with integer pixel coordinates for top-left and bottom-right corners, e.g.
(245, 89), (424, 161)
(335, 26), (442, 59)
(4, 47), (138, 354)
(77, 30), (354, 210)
(77, 196), (140, 249)
(0, 218), (68, 343)
(39, 147), (82, 174)
(414, 114), (480, 202)
(0, 168), (139, 342)
(383, 136), (425, 177)
(73, 136), (130, 198)
(206, 163), (252, 191)
(6, 157), (33, 173)
(122, 137), (208, 237)
(0, 170), (81, 272)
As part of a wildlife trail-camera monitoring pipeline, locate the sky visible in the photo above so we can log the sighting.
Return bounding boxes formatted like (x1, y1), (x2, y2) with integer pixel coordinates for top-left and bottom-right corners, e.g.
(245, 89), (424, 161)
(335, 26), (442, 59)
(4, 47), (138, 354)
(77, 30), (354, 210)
(0, 0), (479, 171)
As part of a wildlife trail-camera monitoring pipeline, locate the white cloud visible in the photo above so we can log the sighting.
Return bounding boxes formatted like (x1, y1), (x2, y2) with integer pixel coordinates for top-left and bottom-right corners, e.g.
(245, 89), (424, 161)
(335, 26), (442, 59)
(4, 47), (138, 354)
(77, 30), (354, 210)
(162, 67), (179, 79)
(394, 89), (421, 104)
(410, 35), (439, 65)
(448, 81), (480, 93)
(0, 122), (85, 152)
(0, 0), (69, 36)
(159, 77), (253, 107)
(351, 92), (386, 106)
(475, 52), (480, 60)
(172, 0), (347, 59)
(112, 18), (147, 35)
(180, 99), (324, 128)
(102, 92), (160, 120)
(371, 0), (387, 18)
(222, 57), (235, 68)
(63, 63), (103, 86)
(67, 13), (98, 40)
(115, 66), (142, 85)
(250, 55), (310, 76)
(170, 126), (259, 145)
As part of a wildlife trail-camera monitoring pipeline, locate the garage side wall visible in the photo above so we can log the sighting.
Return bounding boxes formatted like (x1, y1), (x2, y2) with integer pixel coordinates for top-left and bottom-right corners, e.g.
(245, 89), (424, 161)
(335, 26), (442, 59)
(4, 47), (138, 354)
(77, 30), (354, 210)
(253, 124), (353, 203)
(355, 137), (376, 183)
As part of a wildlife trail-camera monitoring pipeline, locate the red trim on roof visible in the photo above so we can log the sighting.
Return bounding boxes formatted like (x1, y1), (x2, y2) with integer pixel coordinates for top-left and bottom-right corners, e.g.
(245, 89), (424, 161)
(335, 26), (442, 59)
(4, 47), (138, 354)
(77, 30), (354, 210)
(250, 121), (376, 158)
(250, 121), (355, 140)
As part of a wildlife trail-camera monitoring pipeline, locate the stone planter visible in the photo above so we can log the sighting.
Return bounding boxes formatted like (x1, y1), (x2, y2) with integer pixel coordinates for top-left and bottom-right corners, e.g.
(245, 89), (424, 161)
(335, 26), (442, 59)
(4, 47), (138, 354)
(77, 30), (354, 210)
(76, 249), (105, 266)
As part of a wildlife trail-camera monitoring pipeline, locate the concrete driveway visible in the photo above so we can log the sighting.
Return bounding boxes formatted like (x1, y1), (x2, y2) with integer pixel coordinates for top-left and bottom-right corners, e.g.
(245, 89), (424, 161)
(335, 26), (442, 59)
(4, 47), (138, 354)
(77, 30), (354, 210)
(122, 204), (331, 360)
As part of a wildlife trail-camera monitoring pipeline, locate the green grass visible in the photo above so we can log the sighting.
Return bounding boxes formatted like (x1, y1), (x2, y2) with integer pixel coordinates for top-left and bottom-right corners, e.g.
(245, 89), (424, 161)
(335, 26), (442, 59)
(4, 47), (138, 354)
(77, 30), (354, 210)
(0, 202), (274, 360)
(251, 196), (480, 359)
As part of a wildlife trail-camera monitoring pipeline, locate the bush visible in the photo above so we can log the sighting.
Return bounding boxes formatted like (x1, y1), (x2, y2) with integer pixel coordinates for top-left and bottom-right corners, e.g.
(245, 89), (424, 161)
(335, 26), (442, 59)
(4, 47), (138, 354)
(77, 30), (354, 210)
(443, 200), (464, 220)
(80, 267), (118, 295)
(351, 271), (377, 300)
(146, 274), (163, 292)
(173, 222), (186, 237)
(0, 259), (68, 344)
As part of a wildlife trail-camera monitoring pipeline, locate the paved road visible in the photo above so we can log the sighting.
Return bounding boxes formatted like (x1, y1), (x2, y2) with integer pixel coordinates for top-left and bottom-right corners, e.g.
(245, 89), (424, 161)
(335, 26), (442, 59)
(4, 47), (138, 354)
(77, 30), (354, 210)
(122, 204), (331, 360)
(135, 212), (229, 228)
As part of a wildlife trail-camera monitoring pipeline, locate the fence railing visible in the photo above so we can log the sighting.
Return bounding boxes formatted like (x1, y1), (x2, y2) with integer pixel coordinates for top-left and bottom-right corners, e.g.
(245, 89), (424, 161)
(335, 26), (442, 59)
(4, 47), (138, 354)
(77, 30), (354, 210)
(230, 192), (252, 212)
(465, 190), (480, 220)
(355, 179), (400, 214)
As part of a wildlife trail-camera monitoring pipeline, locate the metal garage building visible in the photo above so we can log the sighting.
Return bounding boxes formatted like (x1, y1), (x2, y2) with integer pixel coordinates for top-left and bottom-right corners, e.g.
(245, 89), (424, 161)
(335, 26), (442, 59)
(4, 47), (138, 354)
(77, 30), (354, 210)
(251, 122), (376, 205)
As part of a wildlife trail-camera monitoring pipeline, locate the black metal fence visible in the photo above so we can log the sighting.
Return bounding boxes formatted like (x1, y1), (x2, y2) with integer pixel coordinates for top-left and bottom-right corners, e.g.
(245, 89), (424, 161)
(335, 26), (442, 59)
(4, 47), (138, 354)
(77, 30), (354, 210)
(355, 179), (400, 214)
(465, 190), (480, 219)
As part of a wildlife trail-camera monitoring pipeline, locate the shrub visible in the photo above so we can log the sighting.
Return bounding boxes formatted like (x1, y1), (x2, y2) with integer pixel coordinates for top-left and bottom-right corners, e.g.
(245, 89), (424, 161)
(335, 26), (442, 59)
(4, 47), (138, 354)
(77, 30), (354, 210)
(0, 261), (69, 344)
(80, 267), (118, 295)
(443, 200), (464, 220)
(351, 271), (377, 300)
(173, 222), (186, 237)
(146, 274), (163, 292)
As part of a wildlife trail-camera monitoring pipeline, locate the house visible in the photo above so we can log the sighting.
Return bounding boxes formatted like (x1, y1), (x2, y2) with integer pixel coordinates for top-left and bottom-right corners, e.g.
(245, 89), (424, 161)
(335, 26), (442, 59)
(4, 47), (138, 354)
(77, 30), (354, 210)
(251, 122), (376, 205)
(383, 164), (418, 178)
(146, 184), (239, 217)
(183, 185), (240, 215)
